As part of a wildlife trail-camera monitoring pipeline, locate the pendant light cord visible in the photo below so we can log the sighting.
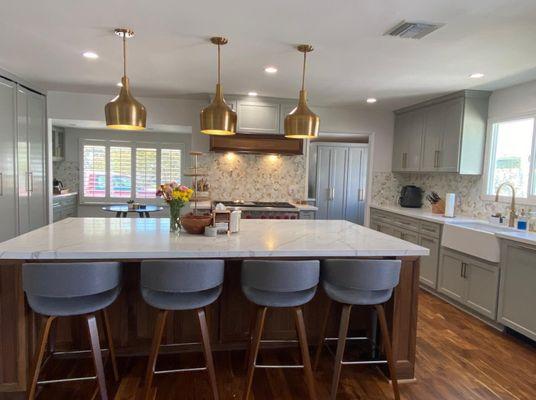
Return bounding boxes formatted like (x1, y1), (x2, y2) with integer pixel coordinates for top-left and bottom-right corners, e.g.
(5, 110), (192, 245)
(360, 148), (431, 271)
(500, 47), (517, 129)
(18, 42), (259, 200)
(301, 51), (307, 91)
(217, 43), (221, 85)
(122, 34), (127, 78)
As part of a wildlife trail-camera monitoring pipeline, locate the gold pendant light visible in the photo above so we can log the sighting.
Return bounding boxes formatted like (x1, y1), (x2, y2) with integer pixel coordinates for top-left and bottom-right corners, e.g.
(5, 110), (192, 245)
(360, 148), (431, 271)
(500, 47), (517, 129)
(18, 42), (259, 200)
(105, 28), (147, 131)
(284, 45), (319, 139)
(200, 37), (237, 136)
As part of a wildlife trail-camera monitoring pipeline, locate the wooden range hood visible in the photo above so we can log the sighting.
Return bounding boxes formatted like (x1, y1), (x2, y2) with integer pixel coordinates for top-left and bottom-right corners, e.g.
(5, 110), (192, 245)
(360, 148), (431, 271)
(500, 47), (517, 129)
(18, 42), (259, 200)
(209, 134), (304, 155)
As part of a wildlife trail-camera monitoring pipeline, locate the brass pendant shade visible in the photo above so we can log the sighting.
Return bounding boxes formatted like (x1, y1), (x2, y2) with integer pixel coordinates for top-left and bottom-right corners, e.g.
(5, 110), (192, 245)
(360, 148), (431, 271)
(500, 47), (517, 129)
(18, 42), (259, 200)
(285, 45), (319, 139)
(105, 29), (146, 131)
(200, 37), (236, 136)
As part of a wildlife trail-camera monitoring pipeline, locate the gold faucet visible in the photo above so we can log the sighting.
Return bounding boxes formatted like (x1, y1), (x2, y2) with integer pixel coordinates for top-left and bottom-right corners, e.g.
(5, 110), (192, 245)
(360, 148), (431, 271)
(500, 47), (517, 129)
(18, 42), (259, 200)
(495, 182), (517, 227)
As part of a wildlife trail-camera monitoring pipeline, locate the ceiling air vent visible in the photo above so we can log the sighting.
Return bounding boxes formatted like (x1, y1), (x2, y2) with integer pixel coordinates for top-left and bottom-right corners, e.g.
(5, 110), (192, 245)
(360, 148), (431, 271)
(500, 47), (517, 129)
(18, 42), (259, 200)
(385, 20), (443, 39)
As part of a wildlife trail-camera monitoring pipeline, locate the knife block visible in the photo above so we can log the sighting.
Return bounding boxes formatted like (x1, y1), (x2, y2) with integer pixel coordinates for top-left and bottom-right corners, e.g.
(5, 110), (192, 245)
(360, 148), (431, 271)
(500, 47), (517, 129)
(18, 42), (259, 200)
(431, 199), (445, 214)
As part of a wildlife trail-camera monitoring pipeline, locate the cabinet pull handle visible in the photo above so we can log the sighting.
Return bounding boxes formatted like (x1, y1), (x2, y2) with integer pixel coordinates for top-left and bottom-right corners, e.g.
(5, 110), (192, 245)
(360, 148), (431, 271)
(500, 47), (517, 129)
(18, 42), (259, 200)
(331, 187), (336, 200)
(28, 171), (33, 193)
(358, 188), (364, 202)
(402, 153), (407, 169)
(434, 150), (440, 168)
(0, 172), (3, 196)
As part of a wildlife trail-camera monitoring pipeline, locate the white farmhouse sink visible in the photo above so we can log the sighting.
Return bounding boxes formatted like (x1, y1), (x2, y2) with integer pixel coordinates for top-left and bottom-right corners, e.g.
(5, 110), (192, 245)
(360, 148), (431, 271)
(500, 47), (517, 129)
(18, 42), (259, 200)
(441, 221), (517, 263)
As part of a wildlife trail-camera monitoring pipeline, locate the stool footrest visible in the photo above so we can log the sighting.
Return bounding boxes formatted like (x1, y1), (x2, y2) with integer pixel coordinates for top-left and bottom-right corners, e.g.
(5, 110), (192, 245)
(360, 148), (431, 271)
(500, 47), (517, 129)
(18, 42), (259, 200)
(154, 366), (207, 375)
(38, 375), (96, 385)
(255, 363), (304, 369)
(341, 359), (387, 365)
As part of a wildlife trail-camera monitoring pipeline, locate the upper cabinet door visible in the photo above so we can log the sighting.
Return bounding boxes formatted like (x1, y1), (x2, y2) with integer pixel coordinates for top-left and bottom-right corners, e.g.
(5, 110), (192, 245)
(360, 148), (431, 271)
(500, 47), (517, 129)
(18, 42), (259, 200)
(392, 112), (410, 172)
(439, 98), (464, 172)
(236, 100), (281, 134)
(421, 104), (445, 171)
(0, 77), (17, 242)
(405, 110), (424, 171)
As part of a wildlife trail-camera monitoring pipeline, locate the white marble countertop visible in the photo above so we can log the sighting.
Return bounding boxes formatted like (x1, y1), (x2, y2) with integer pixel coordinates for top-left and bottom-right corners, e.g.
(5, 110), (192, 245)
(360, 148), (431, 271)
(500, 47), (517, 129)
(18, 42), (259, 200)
(0, 218), (428, 260)
(370, 204), (536, 246)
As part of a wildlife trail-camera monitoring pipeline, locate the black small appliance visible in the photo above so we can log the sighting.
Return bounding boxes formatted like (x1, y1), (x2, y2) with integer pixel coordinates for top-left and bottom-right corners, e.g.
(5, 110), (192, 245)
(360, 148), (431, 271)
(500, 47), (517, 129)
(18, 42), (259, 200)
(399, 185), (423, 208)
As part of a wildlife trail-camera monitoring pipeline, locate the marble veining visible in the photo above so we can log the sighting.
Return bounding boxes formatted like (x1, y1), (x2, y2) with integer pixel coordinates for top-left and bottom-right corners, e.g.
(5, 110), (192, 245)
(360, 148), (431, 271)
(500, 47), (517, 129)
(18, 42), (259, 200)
(0, 218), (428, 260)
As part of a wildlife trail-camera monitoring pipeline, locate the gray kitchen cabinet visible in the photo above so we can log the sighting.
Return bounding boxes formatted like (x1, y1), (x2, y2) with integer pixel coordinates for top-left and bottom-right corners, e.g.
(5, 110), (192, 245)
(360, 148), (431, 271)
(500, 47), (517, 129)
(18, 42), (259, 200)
(17, 86), (47, 234)
(419, 235), (440, 288)
(498, 241), (536, 340)
(438, 249), (466, 302)
(392, 110), (423, 172)
(52, 126), (65, 162)
(313, 143), (368, 224)
(52, 194), (78, 222)
(0, 77), (17, 243)
(393, 90), (490, 175)
(236, 100), (281, 134)
(439, 248), (499, 318)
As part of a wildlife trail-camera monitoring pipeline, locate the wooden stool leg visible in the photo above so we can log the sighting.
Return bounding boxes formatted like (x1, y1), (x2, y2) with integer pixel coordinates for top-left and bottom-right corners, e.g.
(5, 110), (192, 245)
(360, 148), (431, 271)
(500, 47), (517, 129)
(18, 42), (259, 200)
(143, 309), (168, 400)
(375, 304), (400, 400)
(86, 314), (108, 400)
(102, 309), (119, 381)
(330, 304), (352, 400)
(313, 298), (332, 371)
(294, 307), (317, 400)
(243, 304), (257, 370)
(28, 316), (55, 400)
(197, 308), (219, 400)
(243, 306), (267, 400)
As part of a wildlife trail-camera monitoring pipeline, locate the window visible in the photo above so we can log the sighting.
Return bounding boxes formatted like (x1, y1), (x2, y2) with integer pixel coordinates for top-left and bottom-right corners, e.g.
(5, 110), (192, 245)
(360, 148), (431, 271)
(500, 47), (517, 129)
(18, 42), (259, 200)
(83, 145), (106, 198)
(110, 146), (132, 198)
(486, 117), (536, 202)
(81, 140), (183, 203)
(136, 148), (157, 199)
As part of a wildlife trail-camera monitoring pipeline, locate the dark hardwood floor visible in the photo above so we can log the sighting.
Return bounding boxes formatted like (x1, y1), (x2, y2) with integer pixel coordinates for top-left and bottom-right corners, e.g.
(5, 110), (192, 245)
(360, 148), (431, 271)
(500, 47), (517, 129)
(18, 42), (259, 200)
(30, 291), (536, 400)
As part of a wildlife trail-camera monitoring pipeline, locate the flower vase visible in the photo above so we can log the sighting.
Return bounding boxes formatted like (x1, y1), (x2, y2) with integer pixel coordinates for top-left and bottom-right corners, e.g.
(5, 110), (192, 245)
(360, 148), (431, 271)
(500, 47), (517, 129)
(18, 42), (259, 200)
(169, 202), (183, 234)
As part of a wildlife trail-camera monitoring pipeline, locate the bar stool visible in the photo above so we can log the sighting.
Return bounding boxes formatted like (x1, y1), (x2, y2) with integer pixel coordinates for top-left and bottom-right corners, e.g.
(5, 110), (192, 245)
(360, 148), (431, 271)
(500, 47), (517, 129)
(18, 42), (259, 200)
(313, 259), (401, 400)
(140, 259), (224, 400)
(22, 262), (122, 400)
(241, 260), (320, 400)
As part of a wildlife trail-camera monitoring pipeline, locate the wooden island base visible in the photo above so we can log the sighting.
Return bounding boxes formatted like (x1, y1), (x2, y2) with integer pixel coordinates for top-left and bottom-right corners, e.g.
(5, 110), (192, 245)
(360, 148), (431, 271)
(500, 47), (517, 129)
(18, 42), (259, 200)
(0, 256), (419, 396)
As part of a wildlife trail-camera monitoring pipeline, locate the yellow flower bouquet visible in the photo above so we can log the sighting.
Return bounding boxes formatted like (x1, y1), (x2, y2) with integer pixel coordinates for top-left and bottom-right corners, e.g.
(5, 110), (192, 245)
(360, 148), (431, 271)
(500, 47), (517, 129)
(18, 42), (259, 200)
(157, 182), (194, 232)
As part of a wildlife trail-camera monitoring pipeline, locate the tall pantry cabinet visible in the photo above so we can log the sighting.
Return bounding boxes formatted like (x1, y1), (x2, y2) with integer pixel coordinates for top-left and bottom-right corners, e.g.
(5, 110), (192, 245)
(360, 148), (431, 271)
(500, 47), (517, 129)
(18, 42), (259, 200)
(0, 74), (47, 241)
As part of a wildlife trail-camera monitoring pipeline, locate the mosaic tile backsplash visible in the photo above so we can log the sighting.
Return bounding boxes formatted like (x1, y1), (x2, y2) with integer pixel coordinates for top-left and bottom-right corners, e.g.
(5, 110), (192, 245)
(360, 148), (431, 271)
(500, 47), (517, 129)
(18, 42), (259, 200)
(371, 172), (531, 219)
(53, 161), (79, 192)
(198, 153), (307, 201)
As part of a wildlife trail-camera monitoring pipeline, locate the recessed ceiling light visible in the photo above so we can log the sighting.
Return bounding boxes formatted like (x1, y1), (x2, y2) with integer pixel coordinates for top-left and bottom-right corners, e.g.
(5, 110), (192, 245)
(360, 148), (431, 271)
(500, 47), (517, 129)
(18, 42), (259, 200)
(248, 91), (258, 97)
(366, 98), (377, 104)
(82, 51), (99, 59)
(264, 66), (278, 74)
(469, 73), (484, 79)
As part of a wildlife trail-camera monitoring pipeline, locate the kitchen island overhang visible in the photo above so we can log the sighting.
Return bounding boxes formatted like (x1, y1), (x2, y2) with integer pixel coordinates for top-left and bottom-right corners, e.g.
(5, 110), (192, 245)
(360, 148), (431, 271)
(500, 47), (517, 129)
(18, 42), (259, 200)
(0, 218), (428, 394)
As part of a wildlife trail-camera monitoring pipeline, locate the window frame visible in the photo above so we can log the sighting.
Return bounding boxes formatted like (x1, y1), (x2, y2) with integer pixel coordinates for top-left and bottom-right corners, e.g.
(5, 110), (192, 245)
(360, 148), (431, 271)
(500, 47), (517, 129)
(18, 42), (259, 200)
(79, 138), (185, 204)
(482, 113), (536, 205)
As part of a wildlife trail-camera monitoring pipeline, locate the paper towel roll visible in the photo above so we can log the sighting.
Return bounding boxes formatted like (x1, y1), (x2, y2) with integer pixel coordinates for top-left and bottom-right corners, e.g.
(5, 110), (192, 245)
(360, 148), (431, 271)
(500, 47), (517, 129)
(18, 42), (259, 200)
(444, 193), (456, 218)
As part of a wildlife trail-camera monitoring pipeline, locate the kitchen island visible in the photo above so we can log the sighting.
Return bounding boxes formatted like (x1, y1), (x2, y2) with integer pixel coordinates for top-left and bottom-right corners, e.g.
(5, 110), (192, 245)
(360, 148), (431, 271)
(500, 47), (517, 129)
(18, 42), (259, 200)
(0, 218), (427, 394)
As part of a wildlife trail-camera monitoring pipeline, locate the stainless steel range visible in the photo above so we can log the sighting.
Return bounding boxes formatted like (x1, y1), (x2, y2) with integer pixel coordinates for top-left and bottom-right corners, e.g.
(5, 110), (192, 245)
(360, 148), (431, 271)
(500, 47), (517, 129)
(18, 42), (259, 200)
(214, 201), (300, 219)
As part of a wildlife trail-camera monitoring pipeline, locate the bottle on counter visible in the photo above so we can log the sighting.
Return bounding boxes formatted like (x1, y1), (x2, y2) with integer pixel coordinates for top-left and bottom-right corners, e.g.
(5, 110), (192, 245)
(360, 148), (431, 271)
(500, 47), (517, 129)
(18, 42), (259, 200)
(528, 209), (536, 232)
(517, 209), (527, 230)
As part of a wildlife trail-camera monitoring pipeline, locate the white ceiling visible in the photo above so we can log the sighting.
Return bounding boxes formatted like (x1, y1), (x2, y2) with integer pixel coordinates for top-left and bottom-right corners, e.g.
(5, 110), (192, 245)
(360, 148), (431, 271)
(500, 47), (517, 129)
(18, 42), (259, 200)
(2, 0), (536, 109)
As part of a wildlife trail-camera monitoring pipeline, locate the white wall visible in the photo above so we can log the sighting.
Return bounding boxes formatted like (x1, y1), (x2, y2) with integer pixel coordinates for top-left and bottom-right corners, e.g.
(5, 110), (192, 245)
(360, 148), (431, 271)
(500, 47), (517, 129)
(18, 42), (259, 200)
(488, 80), (536, 120)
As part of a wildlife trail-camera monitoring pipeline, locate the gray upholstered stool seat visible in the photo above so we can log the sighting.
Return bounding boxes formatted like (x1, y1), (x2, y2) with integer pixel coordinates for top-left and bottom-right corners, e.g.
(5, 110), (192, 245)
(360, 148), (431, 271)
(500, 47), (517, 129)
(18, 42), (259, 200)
(241, 260), (320, 400)
(22, 262), (122, 400)
(140, 259), (224, 400)
(315, 259), (402, 400)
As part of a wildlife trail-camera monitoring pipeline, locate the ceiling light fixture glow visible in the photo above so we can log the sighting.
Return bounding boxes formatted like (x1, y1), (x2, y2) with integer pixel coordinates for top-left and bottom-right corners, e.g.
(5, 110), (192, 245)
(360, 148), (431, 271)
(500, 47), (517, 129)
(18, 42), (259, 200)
(264, 66), (278, 74)
(469, 73), (485, 79)
(248, 91), (258, 97)
(82, 51), (99, 59)
(366, 98), (377, 104)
